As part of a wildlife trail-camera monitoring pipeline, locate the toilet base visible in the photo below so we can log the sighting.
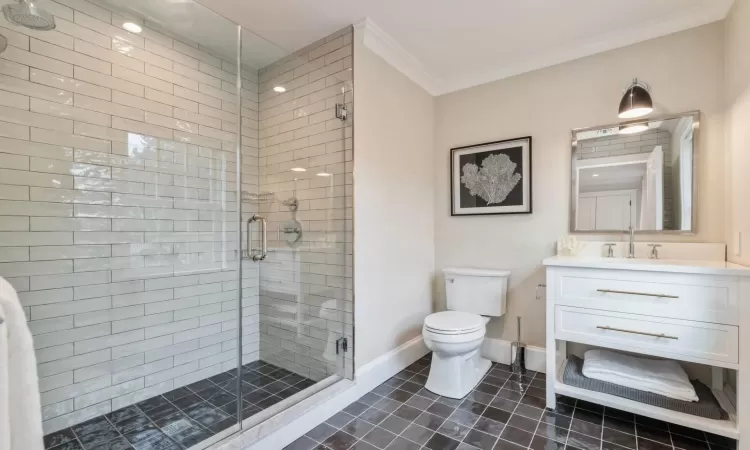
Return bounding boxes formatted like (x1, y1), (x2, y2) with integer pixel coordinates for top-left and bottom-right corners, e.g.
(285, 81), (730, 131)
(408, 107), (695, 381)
(424, 349), (491, 399)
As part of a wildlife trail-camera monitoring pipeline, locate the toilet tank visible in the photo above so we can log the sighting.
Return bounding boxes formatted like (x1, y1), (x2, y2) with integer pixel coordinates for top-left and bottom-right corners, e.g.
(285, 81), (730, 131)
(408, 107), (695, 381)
(443, 267), (510, 317)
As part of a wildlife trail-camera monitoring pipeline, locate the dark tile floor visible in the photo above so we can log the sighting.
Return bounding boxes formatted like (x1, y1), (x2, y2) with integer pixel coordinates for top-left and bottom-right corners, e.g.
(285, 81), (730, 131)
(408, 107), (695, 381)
(44, 361), (316, 450)
(285, 354), (738, 450)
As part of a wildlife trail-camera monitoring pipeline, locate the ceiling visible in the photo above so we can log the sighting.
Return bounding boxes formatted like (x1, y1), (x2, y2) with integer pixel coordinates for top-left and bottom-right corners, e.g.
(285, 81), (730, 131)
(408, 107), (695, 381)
(580, 164), (647, 192)
(196, 0), (733, 94)
(98, 0), (289, 69)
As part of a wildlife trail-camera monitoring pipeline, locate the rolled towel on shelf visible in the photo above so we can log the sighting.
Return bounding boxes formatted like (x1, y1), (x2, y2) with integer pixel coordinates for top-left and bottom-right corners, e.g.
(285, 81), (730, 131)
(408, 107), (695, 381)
(582, 349), (698, 402)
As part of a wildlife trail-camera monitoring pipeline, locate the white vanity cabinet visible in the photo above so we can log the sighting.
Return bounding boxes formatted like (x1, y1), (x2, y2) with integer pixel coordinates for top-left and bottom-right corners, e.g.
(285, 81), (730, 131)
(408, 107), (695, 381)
(543, 256), (750, 444)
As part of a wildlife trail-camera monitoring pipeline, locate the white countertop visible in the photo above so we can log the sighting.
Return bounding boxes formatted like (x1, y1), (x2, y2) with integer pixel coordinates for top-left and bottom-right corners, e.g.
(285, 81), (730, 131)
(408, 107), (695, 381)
(543, 255), (750, 276)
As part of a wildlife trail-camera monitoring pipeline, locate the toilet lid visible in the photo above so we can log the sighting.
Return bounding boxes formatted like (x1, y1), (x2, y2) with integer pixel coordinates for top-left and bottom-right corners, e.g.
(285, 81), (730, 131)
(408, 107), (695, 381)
(424, 311), (484, 334)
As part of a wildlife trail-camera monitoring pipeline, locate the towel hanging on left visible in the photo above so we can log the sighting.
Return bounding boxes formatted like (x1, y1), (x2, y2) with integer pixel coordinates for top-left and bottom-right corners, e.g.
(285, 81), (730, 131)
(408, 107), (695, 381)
(0, 276), (44, 450)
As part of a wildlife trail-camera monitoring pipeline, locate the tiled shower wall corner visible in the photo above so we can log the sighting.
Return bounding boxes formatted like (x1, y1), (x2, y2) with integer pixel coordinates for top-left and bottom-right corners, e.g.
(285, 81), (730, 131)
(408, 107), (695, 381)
(578, 128), (671, 159)
(0, 0), (261, 434)
(256, 27), (354, 381)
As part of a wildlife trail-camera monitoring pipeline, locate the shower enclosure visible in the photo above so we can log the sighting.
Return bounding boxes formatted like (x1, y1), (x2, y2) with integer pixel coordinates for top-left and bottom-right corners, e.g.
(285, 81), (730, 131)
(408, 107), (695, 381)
(0, 0), (353, 447)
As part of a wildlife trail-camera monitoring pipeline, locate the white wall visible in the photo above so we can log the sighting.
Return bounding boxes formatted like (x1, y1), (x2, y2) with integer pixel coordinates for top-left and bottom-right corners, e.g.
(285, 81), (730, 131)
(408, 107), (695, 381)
(352, 28), (435, 369)
(725, 0), (750, 265)
(433, 23), (726, 347)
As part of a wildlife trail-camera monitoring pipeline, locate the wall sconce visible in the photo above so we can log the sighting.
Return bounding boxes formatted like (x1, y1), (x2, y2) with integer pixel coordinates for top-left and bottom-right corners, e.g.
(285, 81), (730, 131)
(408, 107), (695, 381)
(618, 78), (653, 119)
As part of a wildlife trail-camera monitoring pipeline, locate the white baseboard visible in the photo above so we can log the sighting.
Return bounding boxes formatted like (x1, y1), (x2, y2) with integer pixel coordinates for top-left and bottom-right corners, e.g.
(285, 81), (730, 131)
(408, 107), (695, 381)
(238, 336), (429, 450)
(481, 337), (546, 373)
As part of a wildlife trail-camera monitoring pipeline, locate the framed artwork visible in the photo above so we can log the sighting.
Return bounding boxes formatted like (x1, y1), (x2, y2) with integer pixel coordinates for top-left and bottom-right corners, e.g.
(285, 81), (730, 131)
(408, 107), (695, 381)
(450, 136), (532, 216)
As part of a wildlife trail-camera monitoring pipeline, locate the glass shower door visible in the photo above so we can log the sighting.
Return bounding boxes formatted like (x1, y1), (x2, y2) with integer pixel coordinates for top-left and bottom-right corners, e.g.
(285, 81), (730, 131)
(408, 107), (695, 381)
(248, 26), (355, 400)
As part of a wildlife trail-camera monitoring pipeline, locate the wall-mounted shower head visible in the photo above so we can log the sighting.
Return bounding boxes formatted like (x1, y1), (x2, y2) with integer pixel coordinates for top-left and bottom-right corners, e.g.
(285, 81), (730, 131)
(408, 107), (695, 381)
(3, 0), (55, 30)
(0, 34), (7, 54)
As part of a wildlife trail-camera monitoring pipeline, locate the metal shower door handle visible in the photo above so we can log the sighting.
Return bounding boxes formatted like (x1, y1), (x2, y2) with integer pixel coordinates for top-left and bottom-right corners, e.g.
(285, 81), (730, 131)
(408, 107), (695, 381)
(245, 214), (267, 261)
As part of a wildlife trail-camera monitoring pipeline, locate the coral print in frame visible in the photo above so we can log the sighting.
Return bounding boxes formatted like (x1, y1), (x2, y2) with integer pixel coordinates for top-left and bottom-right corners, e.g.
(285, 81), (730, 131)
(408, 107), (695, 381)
(451, 136), (532, 216)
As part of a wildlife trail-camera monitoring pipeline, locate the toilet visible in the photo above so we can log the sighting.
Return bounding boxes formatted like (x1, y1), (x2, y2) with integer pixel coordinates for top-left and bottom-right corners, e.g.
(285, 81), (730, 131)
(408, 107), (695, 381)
(423, 267), (510, 398)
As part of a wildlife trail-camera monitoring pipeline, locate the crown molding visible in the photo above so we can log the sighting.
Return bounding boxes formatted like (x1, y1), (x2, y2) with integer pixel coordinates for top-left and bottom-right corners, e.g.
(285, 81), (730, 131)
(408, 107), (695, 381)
(354, 1), (732, 97)
(353, 18), (442, 95)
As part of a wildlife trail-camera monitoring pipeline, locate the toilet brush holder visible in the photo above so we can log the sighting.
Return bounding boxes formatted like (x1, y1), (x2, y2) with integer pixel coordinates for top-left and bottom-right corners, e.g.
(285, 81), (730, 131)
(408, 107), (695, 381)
(510, 316), (526, 377)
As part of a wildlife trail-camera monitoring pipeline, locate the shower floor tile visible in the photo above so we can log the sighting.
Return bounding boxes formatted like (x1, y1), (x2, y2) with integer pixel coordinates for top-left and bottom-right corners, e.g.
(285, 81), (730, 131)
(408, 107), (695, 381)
(286, 353), (738, 450)
(44, 361), (314, 450)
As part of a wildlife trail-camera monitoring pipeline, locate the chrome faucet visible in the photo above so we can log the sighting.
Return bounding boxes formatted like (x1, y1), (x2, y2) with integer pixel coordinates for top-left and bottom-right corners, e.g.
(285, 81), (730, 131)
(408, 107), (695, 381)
(627, 226), (635, 259)
(648, 244), (662, 259)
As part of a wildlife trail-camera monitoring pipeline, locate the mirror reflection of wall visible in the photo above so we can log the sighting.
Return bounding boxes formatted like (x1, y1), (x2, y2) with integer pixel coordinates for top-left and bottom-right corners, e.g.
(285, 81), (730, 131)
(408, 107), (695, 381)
(571, 113), (697, 233)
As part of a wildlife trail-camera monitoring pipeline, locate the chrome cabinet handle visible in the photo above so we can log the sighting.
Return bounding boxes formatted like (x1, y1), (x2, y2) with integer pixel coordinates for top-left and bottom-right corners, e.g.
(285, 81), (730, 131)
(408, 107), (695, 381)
(597, 325), (678, 340)
(596, 289), (678, 299)
(244, 215), (267, 261)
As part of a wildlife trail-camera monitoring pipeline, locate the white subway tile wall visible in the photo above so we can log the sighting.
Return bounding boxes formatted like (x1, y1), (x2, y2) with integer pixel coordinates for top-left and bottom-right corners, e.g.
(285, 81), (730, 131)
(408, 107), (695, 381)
(255, 27), (353, 382)
(0, 0), (260, 434)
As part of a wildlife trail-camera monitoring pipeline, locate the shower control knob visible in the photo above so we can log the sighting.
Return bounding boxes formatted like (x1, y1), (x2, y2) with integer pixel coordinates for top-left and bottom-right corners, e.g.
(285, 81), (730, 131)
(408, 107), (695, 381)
(448, 278), (454, 283)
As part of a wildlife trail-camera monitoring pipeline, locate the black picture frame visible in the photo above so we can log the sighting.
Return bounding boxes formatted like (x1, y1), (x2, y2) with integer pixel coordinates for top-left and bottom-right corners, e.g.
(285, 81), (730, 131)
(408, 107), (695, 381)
(450, 136), (533, 216)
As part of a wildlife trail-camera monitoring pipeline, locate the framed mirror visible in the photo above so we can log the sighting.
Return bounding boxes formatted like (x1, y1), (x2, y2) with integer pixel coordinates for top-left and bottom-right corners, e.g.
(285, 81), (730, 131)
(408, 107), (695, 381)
(570, 111), (699, 233)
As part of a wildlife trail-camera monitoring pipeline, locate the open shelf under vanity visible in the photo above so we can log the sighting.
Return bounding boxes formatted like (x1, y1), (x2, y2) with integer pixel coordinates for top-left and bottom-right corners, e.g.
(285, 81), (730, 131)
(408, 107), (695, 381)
(555, 360), (739, 439)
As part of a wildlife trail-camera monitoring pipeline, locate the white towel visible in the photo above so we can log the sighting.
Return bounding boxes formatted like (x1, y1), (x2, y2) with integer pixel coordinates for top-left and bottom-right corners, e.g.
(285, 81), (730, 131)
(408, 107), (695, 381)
(582, 349), (698, 402)
(0, 277), (44, 450)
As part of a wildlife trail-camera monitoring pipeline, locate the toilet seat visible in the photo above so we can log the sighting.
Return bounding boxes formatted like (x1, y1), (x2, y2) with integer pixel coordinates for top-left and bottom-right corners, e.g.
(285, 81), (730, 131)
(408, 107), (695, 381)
(424, 311), (485, 335)
(423, 325), (485, 344)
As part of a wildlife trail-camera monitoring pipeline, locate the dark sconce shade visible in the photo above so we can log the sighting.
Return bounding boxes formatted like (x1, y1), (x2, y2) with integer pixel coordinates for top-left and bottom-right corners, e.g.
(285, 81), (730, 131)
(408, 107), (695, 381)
(618, 78), (653, 119)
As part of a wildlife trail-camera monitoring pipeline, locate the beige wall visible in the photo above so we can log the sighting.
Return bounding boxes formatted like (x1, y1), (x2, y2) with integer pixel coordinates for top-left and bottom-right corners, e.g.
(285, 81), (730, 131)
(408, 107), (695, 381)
(353, 29), (435, 369)
(725, 0), (750, 266)
(434, 23), (726, 347)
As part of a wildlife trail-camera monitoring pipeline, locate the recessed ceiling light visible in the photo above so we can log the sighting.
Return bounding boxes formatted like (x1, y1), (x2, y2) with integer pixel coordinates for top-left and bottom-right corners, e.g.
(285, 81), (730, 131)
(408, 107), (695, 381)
(592, 174), (599, 177)
(273, 86), (286, 93)
(316, 172), (331, 177)
(291, 167), (306, 172)
(122, 22), (142, 33)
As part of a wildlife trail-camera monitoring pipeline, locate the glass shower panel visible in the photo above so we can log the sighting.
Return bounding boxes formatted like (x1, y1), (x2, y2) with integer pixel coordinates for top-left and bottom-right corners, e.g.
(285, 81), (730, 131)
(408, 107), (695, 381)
(251, 26), (354, 390)
(0, 0), (247, 447)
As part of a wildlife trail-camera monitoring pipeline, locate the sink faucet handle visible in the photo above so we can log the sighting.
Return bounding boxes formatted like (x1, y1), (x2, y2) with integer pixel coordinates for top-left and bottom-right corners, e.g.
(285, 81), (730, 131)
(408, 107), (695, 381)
(603, 243), (616, 258)
(648, 244), (662, 259)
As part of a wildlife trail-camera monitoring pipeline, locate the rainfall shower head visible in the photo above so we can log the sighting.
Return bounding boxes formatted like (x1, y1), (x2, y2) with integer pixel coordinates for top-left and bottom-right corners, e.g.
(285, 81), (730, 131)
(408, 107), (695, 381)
(3, 0), (55, 30)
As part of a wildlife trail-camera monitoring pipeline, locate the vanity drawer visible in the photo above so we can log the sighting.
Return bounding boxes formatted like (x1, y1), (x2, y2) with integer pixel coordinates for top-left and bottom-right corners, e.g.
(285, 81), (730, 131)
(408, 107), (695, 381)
(555, 306), (739, 365)
(551, 268), (739, 325)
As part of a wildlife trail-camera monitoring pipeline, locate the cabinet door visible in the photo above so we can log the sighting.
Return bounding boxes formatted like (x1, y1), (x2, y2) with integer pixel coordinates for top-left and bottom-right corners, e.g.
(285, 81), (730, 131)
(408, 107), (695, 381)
(577, 197), (597, 230)
(595, 195), (631, 230)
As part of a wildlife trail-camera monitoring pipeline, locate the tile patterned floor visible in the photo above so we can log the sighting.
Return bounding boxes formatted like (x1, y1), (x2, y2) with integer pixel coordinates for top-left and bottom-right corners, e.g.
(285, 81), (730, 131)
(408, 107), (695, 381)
(43, 361), (316, 450)
(285, 354), (738, 450)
